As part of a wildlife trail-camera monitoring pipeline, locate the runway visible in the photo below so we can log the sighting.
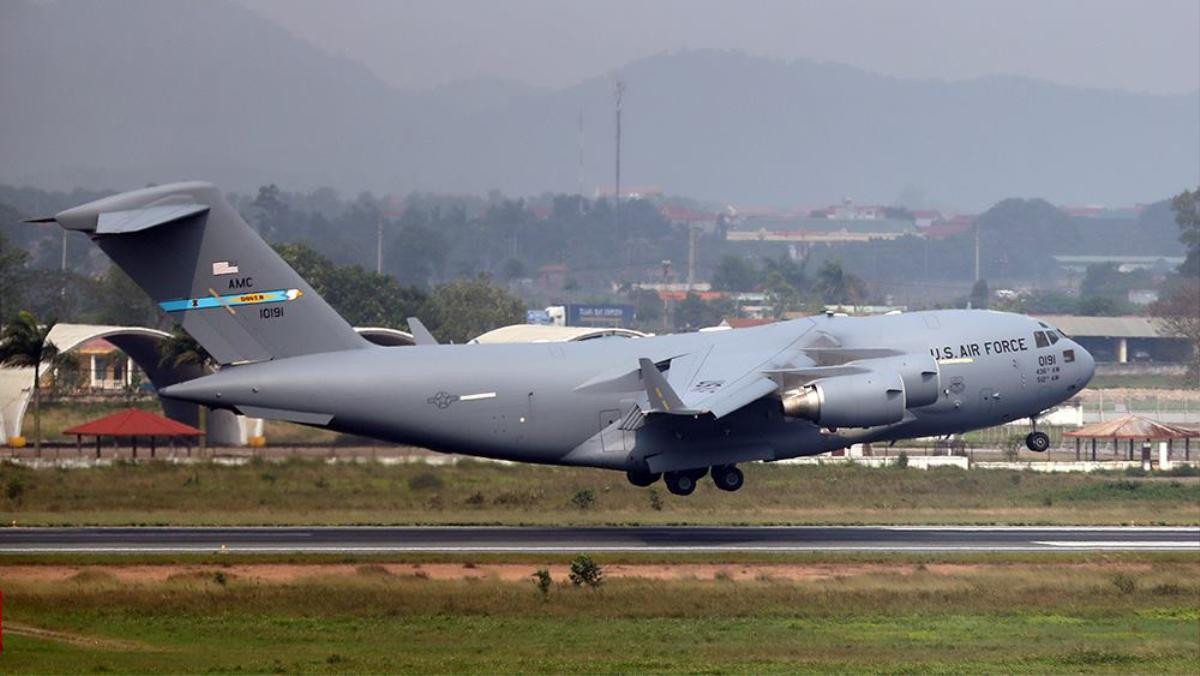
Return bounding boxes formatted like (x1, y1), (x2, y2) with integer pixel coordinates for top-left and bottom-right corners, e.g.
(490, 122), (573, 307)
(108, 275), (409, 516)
(0, 526), (1196, 553)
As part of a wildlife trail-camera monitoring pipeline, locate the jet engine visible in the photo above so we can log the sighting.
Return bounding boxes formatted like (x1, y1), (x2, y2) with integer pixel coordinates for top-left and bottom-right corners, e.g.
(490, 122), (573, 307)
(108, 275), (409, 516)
(870, 353), (941, 408)
(781, 371), (906, 428)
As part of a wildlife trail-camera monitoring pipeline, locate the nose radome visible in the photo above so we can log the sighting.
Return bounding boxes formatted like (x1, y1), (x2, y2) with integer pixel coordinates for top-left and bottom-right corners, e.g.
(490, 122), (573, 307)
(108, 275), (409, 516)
(1076, 343), (1096, 387)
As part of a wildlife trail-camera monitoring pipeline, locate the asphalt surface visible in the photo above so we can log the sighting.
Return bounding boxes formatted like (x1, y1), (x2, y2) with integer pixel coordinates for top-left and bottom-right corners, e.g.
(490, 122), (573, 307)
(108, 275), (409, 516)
(0, 526), (1196, 553)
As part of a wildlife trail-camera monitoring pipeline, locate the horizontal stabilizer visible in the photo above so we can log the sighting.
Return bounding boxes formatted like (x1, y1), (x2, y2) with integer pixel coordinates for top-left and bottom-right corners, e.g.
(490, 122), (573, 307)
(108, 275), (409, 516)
(96, 204), (210, 234)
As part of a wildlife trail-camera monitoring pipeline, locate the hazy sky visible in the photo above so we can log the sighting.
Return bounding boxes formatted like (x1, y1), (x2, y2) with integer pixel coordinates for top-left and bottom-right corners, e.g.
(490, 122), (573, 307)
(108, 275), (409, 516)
(239, 0), (1200, 94)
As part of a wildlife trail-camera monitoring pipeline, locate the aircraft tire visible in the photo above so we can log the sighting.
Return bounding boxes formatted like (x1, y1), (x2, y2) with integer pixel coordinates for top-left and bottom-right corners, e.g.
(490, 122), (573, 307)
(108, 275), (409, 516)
(1025, 431), (1051, 452)
(712, 465), (744, 492)
(664, 471), (697, 496)
(626, 470), (661, 487)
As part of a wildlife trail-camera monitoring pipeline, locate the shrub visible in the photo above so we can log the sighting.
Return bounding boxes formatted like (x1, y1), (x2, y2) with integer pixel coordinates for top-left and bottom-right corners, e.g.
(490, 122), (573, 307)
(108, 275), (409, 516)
(896, 452), (909, 469)
(1110, 572), (1136, 594)
(532, 568), (552, 597)
(5, 477), (26, 501)
(569, 555), (604, 587)
(570, 488), (596, 510)
(213, 571), (227, 586)
(1164, 464), (1199, 477)
(407, 472), (444, 491)
(648, 489), (664, 511)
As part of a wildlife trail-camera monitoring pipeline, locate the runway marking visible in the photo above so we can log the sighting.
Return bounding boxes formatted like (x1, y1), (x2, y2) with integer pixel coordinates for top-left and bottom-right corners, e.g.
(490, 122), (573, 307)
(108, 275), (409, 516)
(1034, 541), (1199, 549)
(3, 545), (1196, 554)
(882, 526), (1199, 532)
(6, 525), (1195, 532)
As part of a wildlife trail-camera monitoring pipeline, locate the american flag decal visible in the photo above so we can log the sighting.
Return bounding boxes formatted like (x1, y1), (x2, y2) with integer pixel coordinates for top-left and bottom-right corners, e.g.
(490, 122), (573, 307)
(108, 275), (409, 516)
(212, 261), (239, 275)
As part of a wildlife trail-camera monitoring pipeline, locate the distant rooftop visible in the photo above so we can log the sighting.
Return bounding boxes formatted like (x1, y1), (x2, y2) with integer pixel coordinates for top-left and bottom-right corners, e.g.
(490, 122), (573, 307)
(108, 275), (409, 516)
(471, 324), (647, 344)
(1033, 315), (1176, 339)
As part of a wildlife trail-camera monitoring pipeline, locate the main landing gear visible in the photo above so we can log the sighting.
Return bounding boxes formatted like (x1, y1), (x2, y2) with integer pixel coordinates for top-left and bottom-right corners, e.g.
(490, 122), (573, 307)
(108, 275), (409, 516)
(1025, 417), (1050, 452)
(710, 464), (744, 492)
(628, 465), (745, 495)
(664, 467), (707, 496)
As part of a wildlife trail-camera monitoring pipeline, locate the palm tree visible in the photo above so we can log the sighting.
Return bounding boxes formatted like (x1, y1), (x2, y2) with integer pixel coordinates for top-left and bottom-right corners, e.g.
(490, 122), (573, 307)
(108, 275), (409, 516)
(158, 325), (214, 453)
(157, 324), (213, 371)
(0, 311), (59, 457)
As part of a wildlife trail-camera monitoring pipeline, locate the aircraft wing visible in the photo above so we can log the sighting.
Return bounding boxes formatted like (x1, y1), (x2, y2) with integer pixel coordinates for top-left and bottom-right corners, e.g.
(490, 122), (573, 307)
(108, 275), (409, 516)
(637, 343), (920, 420)
(639, 357), (780, 418)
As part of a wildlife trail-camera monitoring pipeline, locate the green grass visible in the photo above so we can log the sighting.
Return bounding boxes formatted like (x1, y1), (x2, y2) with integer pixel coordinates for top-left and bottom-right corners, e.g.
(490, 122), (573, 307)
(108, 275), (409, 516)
(2, 458), (1198, 526)
(2, 554), (1197, 673)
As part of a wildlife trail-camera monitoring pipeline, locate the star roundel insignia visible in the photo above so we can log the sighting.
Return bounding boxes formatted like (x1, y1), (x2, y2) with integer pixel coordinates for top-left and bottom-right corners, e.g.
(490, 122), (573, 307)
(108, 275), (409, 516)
(427, 391), (457, 409)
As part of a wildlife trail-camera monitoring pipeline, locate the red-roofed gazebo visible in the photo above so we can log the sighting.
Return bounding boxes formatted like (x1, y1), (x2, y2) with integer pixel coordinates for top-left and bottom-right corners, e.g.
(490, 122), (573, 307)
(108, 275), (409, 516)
(1063, 414), (1198, 461)
(64, 408), (203, 459)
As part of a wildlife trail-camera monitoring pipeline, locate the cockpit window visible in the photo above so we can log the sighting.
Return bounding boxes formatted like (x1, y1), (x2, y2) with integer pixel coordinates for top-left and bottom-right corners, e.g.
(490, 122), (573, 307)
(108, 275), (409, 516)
(1048, 331), (1060, 345)
(1034, 331), (1049, 348)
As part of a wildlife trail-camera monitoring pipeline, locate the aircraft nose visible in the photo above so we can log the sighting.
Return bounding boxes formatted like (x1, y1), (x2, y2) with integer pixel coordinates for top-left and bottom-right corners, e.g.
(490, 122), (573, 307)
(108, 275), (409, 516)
(1075, 343), (1096, 388)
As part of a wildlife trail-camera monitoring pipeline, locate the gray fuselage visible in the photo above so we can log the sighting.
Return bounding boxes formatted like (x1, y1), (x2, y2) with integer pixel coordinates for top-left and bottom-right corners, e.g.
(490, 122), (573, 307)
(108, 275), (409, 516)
(164, 309), (1095, 474)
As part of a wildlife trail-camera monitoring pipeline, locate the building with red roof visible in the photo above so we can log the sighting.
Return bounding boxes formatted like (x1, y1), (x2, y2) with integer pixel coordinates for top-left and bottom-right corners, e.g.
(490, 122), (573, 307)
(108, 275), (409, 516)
(64, 408), (202, 458)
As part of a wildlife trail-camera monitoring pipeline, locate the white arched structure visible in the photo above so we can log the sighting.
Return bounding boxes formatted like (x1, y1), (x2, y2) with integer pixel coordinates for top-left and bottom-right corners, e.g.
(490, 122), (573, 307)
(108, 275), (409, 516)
(355, 327), (415, 346)
(470, 324), (647, 344)
(0, 323), (207, 443)
(1, 323), (422, 445)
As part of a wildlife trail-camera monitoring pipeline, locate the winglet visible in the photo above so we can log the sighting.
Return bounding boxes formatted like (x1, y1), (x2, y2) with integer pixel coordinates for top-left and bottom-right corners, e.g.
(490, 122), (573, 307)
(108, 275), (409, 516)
(638, 357), (694, 414)
(407, 317), (439, 346)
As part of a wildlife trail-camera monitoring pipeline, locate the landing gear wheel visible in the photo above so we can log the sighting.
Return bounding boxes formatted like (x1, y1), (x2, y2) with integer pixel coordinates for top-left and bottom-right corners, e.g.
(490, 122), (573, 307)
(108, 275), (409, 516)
(664, 471), (697, 496)
(1025, 431), (1050, 453)
(711, 465), (744, 492)
(626, 470), (661, 487)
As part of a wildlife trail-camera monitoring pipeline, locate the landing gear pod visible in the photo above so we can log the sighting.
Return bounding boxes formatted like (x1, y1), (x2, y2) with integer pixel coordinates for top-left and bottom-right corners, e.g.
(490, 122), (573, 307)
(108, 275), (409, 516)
(781, 371), (907, 428)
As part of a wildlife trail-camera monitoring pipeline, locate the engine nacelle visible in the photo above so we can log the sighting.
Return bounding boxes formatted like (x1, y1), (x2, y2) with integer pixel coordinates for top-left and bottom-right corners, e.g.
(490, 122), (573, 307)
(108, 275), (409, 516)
(781, 371), (907, 428)
(869, 354), (941, 408)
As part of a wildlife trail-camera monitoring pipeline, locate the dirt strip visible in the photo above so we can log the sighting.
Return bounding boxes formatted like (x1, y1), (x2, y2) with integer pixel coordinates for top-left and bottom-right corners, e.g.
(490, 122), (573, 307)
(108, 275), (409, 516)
(3, 622), (155, 651)
(0, 561), (1157, 584)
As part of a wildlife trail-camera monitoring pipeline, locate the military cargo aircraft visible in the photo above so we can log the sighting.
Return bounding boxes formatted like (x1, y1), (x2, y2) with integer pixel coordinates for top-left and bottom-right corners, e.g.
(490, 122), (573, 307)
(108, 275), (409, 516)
(34, 182), (1095, 495)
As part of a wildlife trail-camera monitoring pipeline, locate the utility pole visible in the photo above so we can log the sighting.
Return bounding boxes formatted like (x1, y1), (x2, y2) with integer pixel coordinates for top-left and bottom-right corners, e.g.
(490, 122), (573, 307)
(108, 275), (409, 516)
(577, 108), (585, 206)
(686, 226), (698, 290)
(973, 220), (981, 283)
(614, 80), (624, 231)
(376, 211), (383, 275)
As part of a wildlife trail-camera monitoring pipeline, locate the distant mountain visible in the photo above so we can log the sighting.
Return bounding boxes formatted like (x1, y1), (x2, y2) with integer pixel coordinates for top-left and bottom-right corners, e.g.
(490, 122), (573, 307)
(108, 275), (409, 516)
(2, 0), (1196, 208)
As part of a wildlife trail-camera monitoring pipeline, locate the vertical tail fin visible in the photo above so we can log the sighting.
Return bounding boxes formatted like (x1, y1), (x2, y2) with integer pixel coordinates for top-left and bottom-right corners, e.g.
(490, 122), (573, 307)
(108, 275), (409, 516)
(37, 181), (366, 365)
